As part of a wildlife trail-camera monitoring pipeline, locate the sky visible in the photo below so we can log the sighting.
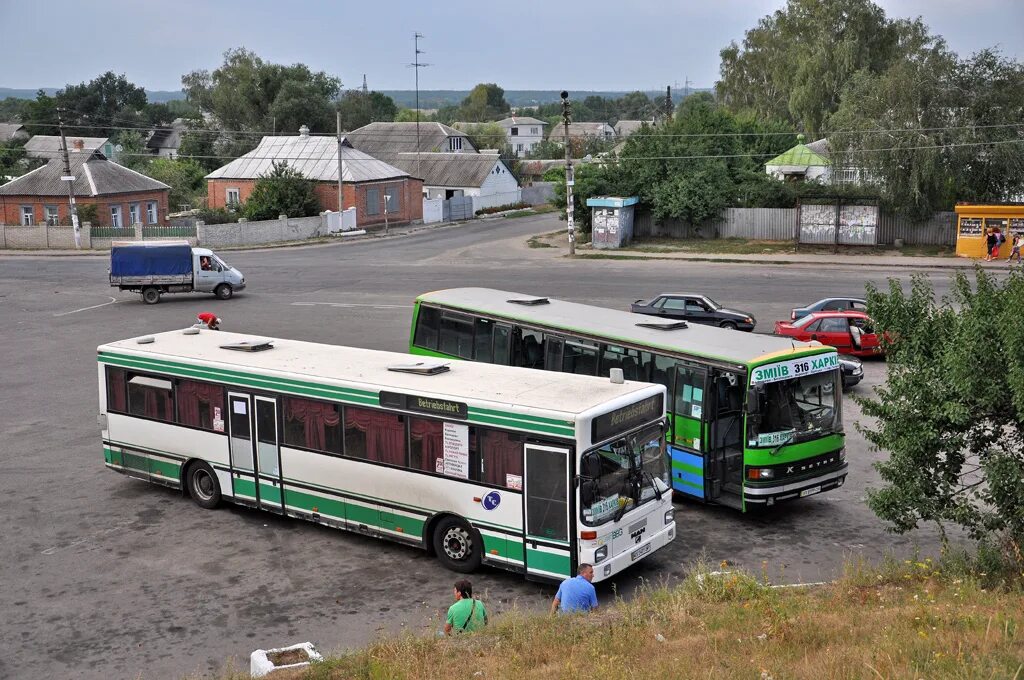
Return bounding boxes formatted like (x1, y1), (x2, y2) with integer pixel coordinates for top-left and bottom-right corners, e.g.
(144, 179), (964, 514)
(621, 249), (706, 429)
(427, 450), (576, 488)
(1, 0), (1022, 93)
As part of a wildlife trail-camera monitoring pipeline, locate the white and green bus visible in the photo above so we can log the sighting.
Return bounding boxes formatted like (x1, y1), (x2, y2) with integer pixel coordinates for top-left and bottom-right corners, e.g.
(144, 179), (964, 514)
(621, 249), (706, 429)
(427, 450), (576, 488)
(98, 329), (675, 582)
(409, 288), (848, 512)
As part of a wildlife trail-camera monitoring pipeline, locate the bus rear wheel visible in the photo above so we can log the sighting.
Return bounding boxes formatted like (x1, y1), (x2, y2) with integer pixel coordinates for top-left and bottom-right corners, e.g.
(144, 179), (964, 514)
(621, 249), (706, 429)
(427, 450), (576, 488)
(186, 461), (221, 509)
(432, 516), (482, 573)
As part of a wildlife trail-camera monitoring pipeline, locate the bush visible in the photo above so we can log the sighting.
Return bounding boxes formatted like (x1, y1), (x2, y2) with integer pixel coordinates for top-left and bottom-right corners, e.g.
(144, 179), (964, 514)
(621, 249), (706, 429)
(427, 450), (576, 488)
(242, 161), (320, 221)
(475, 201), (531, 216)
(194, 207), (235, 225)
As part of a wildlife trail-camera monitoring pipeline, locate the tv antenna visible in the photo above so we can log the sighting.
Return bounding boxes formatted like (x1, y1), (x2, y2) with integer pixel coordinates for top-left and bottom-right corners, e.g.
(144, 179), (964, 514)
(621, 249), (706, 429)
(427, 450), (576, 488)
(407, 32), (431, 180)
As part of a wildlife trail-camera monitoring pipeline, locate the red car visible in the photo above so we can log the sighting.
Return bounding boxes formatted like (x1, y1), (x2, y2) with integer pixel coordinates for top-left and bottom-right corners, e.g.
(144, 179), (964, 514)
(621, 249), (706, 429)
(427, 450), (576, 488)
(774, 311), (883, 357)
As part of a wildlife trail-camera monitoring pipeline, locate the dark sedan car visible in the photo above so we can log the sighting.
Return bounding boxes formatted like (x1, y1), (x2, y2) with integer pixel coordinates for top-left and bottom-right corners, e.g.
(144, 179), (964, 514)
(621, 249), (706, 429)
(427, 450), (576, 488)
(630, 293), (756, 331)
(839, 354), (863, 389)
(790, 296), (867, 321)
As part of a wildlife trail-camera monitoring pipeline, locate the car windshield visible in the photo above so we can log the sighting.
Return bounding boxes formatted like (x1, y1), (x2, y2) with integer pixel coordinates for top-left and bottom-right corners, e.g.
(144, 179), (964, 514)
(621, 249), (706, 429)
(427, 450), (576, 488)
(580, 423), (667, 526)
(214, 256), (230, 269)
(749, 370), (841, 447)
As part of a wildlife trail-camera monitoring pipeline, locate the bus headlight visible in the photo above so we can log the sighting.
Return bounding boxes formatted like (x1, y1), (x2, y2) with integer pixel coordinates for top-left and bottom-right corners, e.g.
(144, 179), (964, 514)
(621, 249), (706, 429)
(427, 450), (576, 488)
(747, 468), (774, 480)
(664, 508), (675, 525)
(594, 545), (608, 564)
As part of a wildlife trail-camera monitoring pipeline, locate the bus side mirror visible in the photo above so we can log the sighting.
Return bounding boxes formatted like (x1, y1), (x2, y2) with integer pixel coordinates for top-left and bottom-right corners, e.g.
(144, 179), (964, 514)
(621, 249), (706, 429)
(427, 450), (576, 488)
(746, 385), (763, 415)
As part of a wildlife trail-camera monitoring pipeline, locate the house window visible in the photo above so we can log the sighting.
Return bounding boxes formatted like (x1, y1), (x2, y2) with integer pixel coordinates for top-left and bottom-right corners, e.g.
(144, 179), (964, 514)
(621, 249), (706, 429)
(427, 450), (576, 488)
(510, 127), (519, 136)
(384, 185), (401, 213)
(365, 187), (380, 215)
(20, 206), (34, 226)
(226, 188), (240, 206)
(129, 203), (141, 226)
(110, 205), (122, 228)
(45, 205), (60, 226)
(516, 143), (524, 153)
(531, 127), (539, 135)
(146, 201), (158, 224)
(449, 136), (463, 151)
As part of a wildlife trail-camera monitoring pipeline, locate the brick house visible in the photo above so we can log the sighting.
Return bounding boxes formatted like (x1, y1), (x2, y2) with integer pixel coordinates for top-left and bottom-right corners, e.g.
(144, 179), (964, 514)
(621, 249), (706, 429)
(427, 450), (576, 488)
(0, 147), (170, 227)
(205, 126), (423, 226)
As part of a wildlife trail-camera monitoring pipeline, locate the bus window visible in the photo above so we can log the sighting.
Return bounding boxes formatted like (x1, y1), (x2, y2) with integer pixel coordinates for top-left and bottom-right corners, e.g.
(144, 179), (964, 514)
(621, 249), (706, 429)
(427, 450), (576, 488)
(439, 313), (474, 359)
(176, 380), (225, 431)
(544, 337), (564, 371)
(474, 318), (494, 362)
(344, 407), (406, 466)
(599, 345), (650, 381)
(492, 324), (511, 365)
(480, 428), (523, 489)
(282, 397), (341, 454)
(414, 306), (440, 350)
(518, 328), (546, 369)
(106, 367), (127, 413)
(409, 417), (444, 472)
(127, 374), (174, 422)
(674, 365), (706, 421)
(650, 355), (676, 393)
(562, 339), (598, 375)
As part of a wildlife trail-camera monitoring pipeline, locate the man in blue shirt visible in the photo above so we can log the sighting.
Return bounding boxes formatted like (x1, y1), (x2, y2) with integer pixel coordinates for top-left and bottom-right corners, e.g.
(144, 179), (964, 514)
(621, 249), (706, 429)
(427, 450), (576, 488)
(550, 563), (598, 614)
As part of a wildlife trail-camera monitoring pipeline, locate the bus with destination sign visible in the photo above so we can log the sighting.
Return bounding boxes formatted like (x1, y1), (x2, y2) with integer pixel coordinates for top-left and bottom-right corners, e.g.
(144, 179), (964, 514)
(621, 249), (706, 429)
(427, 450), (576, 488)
(97, 328), (675, 582)
(409, 288), (848, 511)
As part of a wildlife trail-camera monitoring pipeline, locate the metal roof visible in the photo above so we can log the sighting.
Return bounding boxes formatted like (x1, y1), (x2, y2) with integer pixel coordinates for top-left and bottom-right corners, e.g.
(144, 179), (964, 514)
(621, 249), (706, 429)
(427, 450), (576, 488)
(204, 134), (412, 183)
(416, 288), (820, 366)
(0, 151), (169, 196)
(548, 123), (614, 141)
(24, 135), (108, 159)
(613, 120), (651, 137)
(0, 123), (27, 143)
(494, 116), (547, 128)
(765, 141), (830, 168)
(345, 122), (475, 158)
(391, 153), (509, 188)
(98, 329), (660, 418)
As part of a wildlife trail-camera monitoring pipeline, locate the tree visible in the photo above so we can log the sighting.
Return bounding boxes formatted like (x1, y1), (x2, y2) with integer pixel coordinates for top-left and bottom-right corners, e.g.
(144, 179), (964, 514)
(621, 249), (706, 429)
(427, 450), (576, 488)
(457, 123), (507, 151)
(716, 0), (935, 135)
(458, 83), (510, 122)
(183, 48), (340, 135)
(242, 161), (319, 220)
(0, 97), (30, 122)
(22, 91), (58, 136)
(112, 130), (149, 171)
(56, 72), (148, 136)
(144, 158), (207, 211)
(337, 90), (398, 130)
(859, 270), (1024, 561)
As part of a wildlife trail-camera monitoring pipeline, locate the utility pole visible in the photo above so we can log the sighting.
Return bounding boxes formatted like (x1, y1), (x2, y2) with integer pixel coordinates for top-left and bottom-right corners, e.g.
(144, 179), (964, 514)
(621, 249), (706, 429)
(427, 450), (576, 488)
(561, 91), (575, 257)
(336, 110), (344, 215)
(56, 108), (81, 249)
(408, 33), (430, 181)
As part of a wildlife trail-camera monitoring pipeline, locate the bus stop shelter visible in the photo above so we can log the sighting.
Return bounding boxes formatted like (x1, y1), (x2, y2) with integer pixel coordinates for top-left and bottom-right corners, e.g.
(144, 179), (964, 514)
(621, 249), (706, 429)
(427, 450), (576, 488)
(954, 203), (1024, 258)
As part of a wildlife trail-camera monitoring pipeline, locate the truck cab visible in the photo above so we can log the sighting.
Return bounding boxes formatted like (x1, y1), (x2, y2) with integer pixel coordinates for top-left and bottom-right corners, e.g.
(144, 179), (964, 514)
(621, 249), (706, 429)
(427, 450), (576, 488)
(192, 248), (245, 299)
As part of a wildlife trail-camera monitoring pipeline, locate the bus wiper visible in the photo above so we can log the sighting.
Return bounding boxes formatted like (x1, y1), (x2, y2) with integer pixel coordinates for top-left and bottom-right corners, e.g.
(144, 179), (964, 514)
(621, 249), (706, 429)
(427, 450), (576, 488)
(642, 469), (663, 501)
(769, 430), (797, 457)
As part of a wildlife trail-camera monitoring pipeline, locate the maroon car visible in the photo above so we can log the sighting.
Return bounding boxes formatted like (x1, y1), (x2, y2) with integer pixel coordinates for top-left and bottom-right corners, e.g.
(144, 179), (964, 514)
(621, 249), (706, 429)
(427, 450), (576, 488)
(774, 311), (883, 357)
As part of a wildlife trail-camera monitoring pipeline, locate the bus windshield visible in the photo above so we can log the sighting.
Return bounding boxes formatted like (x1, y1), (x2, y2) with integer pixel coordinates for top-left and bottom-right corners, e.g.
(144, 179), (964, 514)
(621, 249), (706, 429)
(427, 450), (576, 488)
(750, 370), (841, 447)
(580, 423), (668, 526)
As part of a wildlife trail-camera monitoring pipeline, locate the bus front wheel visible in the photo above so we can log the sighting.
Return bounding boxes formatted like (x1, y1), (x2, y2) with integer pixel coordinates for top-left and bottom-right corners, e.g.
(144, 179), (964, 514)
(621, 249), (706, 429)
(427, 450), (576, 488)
(432, 516), (482, 573)
(186, 461), (221, 509)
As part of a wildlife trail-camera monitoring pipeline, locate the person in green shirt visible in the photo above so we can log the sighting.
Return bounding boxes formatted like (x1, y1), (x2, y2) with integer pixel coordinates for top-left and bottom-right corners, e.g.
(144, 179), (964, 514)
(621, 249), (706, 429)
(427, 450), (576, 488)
(444, 579), (488, 635)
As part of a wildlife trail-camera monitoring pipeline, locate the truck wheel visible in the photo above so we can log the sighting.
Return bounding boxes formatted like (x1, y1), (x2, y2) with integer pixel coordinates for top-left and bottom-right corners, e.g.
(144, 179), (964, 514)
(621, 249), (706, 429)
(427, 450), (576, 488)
(142, 287), (160, 305)
(432, 516), (482, 573)
(214, 284), (233, 300)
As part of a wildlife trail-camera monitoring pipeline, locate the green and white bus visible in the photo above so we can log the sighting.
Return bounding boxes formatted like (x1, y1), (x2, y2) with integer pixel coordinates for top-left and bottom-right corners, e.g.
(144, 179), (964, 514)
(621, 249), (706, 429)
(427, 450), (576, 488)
(98, 329), (675, 582)
(409, 288), (848, 511)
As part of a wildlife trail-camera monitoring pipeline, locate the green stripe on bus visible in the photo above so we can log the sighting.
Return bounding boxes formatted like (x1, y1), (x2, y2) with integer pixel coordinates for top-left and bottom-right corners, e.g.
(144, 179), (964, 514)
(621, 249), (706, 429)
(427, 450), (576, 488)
(525, 548), (572, 577)
(676, 478), (704, 493)
(122, 451), (149, 474)
(470, 406), (572, 429)
(469, 412), (575, 437)
(233, 477), (256, 498)
(671, 459), (702, 476)
(100, 354), (379, 406)
(151, 458), (181, 481)
(259, 482), (282, 505)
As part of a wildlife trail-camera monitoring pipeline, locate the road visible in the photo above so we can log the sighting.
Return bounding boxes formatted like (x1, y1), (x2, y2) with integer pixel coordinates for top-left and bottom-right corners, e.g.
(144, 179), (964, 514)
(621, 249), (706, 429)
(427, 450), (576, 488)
(0, 214), (970, 679)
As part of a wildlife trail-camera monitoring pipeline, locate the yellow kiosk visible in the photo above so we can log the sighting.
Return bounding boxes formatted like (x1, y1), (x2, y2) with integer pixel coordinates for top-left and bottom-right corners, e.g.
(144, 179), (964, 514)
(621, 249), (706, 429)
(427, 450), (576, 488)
(954, 203), (1024, 258)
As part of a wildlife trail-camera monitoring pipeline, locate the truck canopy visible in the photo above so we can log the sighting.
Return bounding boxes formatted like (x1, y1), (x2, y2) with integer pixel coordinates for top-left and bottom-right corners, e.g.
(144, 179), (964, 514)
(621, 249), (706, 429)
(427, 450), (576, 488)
(110, 243), (193, 277)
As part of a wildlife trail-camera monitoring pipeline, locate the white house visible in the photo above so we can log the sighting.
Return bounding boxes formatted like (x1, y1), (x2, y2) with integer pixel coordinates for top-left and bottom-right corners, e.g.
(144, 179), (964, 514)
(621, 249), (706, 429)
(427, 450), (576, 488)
(547, 122), (616, 146)
(391, 152), (520, 209)
(494, 116), (547, 156)
(765, 135), (863, 185)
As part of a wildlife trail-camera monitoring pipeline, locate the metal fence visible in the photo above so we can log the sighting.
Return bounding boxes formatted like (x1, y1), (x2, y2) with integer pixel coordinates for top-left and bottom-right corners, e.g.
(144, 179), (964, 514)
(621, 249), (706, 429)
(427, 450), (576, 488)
(141, 225), (197, 238)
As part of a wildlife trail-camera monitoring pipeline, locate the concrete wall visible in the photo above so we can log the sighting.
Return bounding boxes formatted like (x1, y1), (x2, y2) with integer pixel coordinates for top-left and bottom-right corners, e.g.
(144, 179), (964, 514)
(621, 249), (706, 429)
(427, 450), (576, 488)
(522, 182), (555, 206)
(0, 223), (92, 249)
(196, 215), (325, 248)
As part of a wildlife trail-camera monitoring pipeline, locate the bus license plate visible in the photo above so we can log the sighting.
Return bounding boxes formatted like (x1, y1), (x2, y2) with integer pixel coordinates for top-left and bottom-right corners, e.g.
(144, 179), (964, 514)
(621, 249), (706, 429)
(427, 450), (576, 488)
(800, 485), (822, 498)
(631, 543), (651, 561)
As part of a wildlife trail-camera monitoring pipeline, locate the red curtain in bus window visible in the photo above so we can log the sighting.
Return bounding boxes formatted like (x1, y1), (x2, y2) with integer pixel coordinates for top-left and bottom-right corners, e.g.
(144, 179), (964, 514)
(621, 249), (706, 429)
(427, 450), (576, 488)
(107, 368), (127, 412)
(346, 408), (406, 466)
(409, 418), (444, 472)
(481, 429), (523, 488)
(176, 380), (225, 429)
(286, 398), (341, 451)
(144, 386), (174, 421)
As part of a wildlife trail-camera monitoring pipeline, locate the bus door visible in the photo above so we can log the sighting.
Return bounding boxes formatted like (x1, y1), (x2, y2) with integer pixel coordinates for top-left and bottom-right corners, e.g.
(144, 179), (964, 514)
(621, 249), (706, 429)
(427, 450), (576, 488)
(707, 370), (745, 507)
(227, 392), (284, 513)
(670, 363), (708, 500)
(523, 443), (572, 581)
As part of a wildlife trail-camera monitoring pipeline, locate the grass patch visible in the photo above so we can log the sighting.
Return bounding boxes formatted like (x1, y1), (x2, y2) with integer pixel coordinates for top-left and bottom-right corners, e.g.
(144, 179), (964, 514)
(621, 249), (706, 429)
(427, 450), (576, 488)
(625, 237), (957, 258)
(208, 558), (1024, 680)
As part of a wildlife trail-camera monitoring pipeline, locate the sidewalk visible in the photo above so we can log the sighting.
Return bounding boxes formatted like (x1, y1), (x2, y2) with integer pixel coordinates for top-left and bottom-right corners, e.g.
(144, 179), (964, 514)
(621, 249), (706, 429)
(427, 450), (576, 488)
(547, 241), (1019, 271)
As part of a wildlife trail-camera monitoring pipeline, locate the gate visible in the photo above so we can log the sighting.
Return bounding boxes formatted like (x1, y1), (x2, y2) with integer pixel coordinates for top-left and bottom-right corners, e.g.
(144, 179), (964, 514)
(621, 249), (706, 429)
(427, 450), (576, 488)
(799, 204), (878, 246)
(442, 196), (475, 222)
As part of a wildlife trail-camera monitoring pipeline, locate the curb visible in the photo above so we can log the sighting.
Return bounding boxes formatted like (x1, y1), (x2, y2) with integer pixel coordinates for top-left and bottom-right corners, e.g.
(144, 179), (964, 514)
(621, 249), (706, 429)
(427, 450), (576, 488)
(569, 252), (1004, 270)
